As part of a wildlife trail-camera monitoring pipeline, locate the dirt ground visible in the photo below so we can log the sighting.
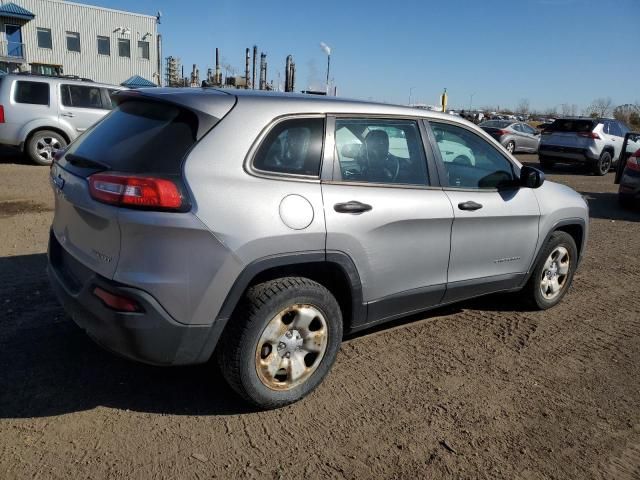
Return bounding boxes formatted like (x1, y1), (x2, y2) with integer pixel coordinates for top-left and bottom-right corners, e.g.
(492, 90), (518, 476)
(0, 151), (639, 480)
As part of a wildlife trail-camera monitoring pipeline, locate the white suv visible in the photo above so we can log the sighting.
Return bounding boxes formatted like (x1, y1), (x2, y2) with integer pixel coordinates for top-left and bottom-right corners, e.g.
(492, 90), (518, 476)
(538, 117), (637, 175)
(0, 73), (124, 165)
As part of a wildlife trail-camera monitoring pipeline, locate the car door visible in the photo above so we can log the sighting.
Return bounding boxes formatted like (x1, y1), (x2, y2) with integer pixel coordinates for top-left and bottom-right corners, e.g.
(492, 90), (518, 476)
(322, 116), (453, 327)
(58, 84), (109, 135)
(520, 123), (540, 151)
(426, 120), (540, 303)
(607, 121), (625, 161)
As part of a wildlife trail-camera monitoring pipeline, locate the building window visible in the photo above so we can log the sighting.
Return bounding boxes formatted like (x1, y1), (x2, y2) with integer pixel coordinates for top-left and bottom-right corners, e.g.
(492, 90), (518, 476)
(14, 81), (50, 105)
(66, 31), (80, 52)
(97, 36), (110, 56)
(36, 28), (52, 49)
(118, 38), (130, 58)
(31, 63), (62, 76)
(137, 40), (149, 60)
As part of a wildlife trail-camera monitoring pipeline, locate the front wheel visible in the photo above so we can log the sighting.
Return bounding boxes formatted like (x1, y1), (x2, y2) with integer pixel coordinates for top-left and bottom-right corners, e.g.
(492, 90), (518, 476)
(217, 277), (343, 409)
(521, 231), (577, 310)
(593, 151), (612, 176)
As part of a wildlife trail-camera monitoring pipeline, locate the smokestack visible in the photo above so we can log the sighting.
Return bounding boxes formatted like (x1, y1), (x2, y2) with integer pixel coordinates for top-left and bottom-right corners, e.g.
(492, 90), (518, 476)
(259, 53), (267, 90)
(245, 48), (250, 90)
(285, 55), (296, 92)
(214, 48), (222, 86)
(252, 45), (257, 90)
(320, 42), (331, 95)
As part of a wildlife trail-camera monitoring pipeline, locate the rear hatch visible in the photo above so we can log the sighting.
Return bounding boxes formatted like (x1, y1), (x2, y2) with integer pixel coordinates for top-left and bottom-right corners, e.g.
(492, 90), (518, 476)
(541, 118), (598, 148)
(50, 89), (235, 280)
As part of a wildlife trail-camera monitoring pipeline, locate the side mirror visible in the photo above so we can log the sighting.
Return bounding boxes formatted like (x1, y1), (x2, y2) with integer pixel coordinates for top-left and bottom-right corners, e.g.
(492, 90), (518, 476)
(520, 165), (545, 188)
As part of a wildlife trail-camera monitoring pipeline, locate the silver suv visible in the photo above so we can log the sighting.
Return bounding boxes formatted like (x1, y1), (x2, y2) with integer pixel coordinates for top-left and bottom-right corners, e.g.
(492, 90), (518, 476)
(538, 117), (636, 175)
(0, 73), (123, 165)
(47, 89), (589, 408)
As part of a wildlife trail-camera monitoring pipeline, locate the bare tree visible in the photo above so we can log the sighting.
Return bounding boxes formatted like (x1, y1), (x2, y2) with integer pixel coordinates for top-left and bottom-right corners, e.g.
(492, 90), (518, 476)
(585, 97), (613, 118)
(516, 98), (530, 116)
(544, 106), (557, 117)
(560, 103), (579, 116)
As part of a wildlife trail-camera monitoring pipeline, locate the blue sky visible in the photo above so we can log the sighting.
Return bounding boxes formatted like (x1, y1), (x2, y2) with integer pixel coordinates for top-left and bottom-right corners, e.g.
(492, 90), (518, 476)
(83, 0), (639, 111)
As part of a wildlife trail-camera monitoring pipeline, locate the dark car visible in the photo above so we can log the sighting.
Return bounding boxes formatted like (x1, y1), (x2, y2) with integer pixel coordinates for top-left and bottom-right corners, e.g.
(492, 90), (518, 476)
(615, 132), (640, 207)
(479, 120), (540, 153)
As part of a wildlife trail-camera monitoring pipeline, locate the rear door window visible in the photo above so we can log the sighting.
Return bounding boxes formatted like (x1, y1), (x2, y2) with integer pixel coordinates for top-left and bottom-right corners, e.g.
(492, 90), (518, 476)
(61, 84), (105, 109)
(62, 100), (199, 175)
(14, 81), (49, 105)
(548, 119), (596, 133)
(608, 121), (623, 137)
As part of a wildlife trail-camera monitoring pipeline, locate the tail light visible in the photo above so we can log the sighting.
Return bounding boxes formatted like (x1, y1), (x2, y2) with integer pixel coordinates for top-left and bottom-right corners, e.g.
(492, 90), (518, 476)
(497, 129), (509, 136)
(626, 150), (640, 172)
(0, 105), (4, 123)
(578, 131), (600, 139)
(88, 173), (185, 211)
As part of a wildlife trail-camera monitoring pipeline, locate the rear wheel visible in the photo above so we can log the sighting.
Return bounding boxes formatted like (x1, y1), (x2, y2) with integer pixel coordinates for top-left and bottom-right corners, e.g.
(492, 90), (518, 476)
(26, 130), (67, 166)
(539, 156), (555, 169)
(505, 141), (515, 154)
(217, 277), (343, 409)
(593, 151), (612, 176)
(522, 231), (577, 310)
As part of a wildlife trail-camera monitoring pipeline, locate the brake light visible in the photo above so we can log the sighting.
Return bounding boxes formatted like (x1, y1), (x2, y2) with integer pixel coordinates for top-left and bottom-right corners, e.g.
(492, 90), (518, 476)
(497, 129), (509, 136)
(93, 287), (143, 313)
(577, 131), (600, 139)
(0, 105), (4, 123)
(88, 173), (184, 210)
(626, 150), (640, 172)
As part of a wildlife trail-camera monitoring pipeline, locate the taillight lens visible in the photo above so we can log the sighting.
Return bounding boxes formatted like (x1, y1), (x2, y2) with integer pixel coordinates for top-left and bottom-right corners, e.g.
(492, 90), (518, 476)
(0, 105), (5, 123)
(577, 131), (600, 139)
(497, 129), (509, 136)
(88, 173), (184, 211)
(626, 151), (640, 172)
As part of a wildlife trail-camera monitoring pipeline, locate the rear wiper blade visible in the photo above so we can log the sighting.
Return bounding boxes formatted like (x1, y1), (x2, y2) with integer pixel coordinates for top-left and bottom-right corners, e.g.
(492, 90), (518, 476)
(64, 153), (111, 170)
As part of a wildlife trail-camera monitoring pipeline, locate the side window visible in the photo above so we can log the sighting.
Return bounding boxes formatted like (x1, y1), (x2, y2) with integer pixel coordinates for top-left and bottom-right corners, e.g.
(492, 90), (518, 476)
(14, 81), (49, 105)
(512, 123), (523, 132)
(66, 31), (80, 52)
(601, 121), (609, 134)
(97, 36), (110, 56)
(36, 28), (52, 49)
(522, 124), (536, 134)
(334, 118), (429, 186)
(608, 121), (623, 137)
(61, 85), (104, 109)
(430, 121), (516, 189)
(253, 118), (324, 176)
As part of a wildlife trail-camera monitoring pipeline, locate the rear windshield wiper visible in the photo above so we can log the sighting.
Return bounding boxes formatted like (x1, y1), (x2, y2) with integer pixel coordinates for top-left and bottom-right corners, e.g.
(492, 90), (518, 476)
(64, 153), (111, 171)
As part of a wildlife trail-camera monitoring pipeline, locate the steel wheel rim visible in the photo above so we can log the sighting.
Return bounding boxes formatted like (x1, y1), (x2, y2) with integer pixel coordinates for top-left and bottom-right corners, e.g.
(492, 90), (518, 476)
(540, 246), (570, 300)
(36, 136), (62, 161)
(255, 304), (328, 391)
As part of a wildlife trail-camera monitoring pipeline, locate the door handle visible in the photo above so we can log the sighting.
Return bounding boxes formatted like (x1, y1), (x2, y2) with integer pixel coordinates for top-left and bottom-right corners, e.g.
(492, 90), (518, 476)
(61, 112), (75, 117)
(458, 200), (483, 211)
(334, 201), (372, 214)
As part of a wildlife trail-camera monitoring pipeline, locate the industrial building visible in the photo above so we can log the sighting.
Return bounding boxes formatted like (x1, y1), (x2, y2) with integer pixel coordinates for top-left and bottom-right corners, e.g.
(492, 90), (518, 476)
(0, 0), (160, 85)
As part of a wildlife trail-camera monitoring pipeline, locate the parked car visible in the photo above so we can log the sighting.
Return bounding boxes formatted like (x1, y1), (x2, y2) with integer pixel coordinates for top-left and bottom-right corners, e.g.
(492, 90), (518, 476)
(0, 73), (124, 165)
(48, 89), (588, 408)
(479, 120), (540, 153)
(615, 133), (640, 208)
(538, 117), (638, 175)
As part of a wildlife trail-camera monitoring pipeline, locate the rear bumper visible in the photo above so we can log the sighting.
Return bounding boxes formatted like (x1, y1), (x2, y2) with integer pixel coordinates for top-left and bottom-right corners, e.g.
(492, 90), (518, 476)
(538, 145), (597, 162)
(619, 170), (640, 200)
(47, 232), (220, 366)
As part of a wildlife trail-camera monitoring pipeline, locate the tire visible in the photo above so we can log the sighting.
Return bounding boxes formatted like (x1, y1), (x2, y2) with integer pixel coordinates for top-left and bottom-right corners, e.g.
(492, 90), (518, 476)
(539, 156), (555, 169)
(592, 151), (612, 176)
(521, 231), (578, 310)
(26, 130), (67, 166)
(217, 277), (343, 409)
(505, 141), (515, 154)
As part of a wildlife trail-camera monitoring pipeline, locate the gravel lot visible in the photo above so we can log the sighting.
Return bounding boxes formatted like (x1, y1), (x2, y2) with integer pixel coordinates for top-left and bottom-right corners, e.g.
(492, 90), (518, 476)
(0, 152), (639, 479)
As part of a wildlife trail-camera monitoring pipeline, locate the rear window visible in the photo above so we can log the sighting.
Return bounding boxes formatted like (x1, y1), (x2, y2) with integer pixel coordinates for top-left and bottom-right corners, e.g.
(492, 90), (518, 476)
(480, 120), (510, 128)
(14, 81), (49, 105)
(548, 119), (596, 133)
(63, 100), (198, 175)
(61, 84), (105, 109)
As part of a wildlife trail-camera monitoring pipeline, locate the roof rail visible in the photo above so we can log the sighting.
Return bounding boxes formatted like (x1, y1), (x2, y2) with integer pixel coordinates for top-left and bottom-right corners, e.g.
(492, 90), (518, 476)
(14, 72), (94, 82)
